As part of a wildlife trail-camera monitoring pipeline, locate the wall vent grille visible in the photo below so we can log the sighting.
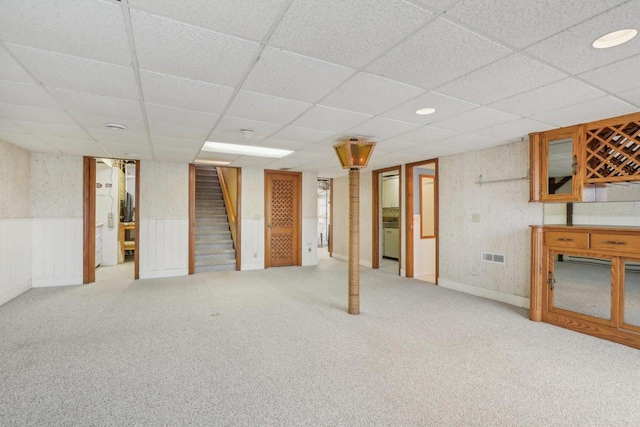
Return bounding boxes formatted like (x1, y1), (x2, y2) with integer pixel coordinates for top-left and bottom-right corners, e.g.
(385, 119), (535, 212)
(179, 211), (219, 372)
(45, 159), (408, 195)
(481, 252), (506, 265)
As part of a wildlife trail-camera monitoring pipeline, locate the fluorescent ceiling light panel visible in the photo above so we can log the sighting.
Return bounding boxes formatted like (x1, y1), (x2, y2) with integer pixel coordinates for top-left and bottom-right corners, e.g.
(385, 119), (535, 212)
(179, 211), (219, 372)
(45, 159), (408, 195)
(203, 141), (293, 158)
(194, 159), (231, 165)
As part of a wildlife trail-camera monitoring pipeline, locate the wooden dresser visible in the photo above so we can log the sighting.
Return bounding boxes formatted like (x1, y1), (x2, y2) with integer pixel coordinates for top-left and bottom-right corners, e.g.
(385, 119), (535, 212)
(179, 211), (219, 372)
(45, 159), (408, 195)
(531, 225), (640, 349)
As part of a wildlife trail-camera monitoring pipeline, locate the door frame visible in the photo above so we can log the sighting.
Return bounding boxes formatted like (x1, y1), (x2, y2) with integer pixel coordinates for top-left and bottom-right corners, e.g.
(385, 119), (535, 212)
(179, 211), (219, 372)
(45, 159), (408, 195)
(405, 158), (438, 281)
(83, 157), (140, 283)
(372, 165), (402, 273)
(264, 169), (302, 268)
(188, 165), (242, 273)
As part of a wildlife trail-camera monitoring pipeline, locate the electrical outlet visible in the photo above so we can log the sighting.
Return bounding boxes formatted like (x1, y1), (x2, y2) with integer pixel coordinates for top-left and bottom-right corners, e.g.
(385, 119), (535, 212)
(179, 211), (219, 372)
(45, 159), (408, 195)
(308, 247), (311, 253)
(108, 213), (114, 228)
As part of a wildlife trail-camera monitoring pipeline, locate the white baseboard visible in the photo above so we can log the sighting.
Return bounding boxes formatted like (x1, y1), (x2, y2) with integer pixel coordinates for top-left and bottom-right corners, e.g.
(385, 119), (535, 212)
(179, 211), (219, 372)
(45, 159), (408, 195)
(438, 278), (530, 309)
(0, 280), (31, 306)
(331, 253), (373, 269)
(139, 269), (188, 280)
(32, 277), (82, 288)
(241, 262), (264, 271)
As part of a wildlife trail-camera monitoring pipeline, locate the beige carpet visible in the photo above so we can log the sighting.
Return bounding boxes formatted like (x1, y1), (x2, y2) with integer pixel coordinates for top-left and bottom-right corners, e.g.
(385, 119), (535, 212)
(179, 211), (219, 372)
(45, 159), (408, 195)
(1, 257), (639, 426)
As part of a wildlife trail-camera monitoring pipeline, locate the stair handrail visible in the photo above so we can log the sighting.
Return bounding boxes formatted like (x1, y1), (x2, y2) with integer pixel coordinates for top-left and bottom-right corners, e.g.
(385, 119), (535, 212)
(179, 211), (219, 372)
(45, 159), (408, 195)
(216, 167), (237, 247)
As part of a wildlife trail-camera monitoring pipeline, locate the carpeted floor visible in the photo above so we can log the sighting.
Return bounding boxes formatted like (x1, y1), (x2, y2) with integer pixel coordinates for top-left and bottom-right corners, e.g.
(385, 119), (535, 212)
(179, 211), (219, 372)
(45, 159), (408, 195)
(1, 257), (640, 426)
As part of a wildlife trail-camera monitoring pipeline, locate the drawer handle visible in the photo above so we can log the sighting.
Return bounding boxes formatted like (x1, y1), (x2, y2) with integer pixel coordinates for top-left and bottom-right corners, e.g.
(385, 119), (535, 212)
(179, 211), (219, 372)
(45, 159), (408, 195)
(556, 238), (573, 242)
(604, 240), (626, 245)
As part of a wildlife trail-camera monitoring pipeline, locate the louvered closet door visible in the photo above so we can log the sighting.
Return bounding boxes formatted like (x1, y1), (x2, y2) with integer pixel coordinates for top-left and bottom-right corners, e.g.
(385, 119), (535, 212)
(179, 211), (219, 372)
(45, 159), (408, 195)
(265, 171), (301, 268)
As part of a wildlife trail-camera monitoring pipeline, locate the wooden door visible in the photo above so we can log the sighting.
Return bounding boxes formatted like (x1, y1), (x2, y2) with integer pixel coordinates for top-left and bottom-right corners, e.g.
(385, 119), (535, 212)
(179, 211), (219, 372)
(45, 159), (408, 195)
(265, 170), (301, 268)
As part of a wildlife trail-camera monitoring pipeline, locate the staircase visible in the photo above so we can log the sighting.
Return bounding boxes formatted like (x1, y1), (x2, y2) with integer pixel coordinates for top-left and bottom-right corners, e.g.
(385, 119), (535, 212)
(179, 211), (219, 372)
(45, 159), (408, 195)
(194, 166), (236, 273)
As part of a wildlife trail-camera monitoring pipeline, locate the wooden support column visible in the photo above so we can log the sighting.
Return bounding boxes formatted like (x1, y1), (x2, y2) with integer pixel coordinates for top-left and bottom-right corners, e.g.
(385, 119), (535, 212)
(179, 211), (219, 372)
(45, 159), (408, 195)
(530, 226), (544, 321)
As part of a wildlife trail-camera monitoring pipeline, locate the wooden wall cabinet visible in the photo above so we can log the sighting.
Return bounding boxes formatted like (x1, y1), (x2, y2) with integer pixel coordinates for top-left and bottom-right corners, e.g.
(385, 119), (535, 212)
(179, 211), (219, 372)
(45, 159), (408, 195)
(530, 112), (640, 202)
(530, 225), (640, 349)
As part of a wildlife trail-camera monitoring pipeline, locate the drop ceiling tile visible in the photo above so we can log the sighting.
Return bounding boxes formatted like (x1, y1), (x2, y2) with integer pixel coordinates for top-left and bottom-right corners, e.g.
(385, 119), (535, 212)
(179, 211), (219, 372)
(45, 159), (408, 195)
(144, 103), (218, 129)
(131, 10), (260, 87)
(140, 71), (234, 114)
(415, 134), (498, 156)
(70, 112), (146, 134)
(195, 152), (241, 162)
(447, 0), (628, 49)
(578, 54), (640, 94)
(270, 126), (336, 144)
(207, 130), (267, 146)
(0, 102), (77, 126)
(524, 1), (640, 74)
(87, 129), (150, 146)
(269, 0), (433, 68)
(129, 0), (289, 41)
(0, 0), (131, 65)
(474, 118), (552, 141)
(153, 146), (200, 162)
(242, 47), (354, 103)
(290, 105), (372, 133)
(531, 96), (638, 127)
(52, 89), (143, 121)
(0, 80), (59, 109)
(488, 78), (606, 117)
(288, 146), (334, 158)
(346, 117), (422, 140)
(617, 88), (640, 108)
(0, 131), (58, 153)
(264, 139), (316, 153)
(151, 136), (204, 150)
(98, 142), (154, 160)
(437, 54), (566, 105)
(35, 135), (92, 146)
(264, 157), (314, 170)
(6, 44), (139, 100)
(148, 123), (209, 141)
(314, 166), (345, 178)
(216, 116), (283, 139)
(321, 73), (424, 116)
(373, 140), (420, 154)
(10, 121), (91, 139)
(230, 156), (277, 168)
(430, 107), (520, 133)
(381, 92), (478, 125)
(39, 136), (108, 157)
(0, 117), (27, 133)
(394, 125), (459, 144)
(367, 18), (512, 89)
(225, 90), (312, 125)
(410, 0), (459, 12)
(0, 47), (35, 84)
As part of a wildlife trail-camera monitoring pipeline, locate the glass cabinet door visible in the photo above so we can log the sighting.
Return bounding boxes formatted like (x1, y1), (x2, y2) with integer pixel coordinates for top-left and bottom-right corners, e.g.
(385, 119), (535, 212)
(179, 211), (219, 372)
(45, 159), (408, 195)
(539, 125), (582, 202)
(623, 259), (640, 331)
(549, 253), (612, 321)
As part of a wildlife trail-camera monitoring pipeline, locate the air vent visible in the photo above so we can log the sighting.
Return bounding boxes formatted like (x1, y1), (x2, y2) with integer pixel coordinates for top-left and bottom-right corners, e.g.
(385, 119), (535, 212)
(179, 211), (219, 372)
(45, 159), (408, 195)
(481, 252), (506, 265)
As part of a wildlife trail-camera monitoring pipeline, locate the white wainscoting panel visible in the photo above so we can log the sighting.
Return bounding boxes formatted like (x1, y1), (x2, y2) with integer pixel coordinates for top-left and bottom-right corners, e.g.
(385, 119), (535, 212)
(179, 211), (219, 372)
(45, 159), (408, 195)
(32, 218), (83, 287)
(0, 219), (32, 305)
(139, 219), (188, 279)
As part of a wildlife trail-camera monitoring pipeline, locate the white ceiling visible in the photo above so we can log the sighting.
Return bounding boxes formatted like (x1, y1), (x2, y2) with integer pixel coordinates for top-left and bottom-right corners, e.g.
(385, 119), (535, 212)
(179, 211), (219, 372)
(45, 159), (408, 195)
(0, 0), (639, 177)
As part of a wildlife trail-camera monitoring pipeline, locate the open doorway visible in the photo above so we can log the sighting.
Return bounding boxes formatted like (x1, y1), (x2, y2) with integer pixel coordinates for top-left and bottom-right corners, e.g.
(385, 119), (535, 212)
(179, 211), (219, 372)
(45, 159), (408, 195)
(83, 157), (140, 284)
(405, 159), (438, 283)
(372, 166), (402, 275)
(317, 178), (331, 260)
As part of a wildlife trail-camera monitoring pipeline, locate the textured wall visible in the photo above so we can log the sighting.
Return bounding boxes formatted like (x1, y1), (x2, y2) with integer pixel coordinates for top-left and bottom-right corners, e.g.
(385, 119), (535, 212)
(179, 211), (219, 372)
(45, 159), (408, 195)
(139, 160), (188, 220)
(240, 167), (265, 270)
(0, 140), (31, 219)
(31, 153), (83, 218)
(438, 141), (543, 298)
(331, 171), (373, 268)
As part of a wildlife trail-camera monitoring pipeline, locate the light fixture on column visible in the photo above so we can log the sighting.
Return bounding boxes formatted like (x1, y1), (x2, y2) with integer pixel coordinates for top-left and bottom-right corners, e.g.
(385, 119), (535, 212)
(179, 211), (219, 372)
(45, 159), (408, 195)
(333, 138), (376, 315)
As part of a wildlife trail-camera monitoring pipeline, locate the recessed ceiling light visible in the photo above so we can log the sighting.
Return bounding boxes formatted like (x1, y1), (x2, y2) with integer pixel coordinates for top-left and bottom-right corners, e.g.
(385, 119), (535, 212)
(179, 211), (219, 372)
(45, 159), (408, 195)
(194, 159), (232, 165)
(415, 107), (436, 115)
(104, 122), (127, 131)
(592, 29), (637, 49)
(203, 141), (293, 158)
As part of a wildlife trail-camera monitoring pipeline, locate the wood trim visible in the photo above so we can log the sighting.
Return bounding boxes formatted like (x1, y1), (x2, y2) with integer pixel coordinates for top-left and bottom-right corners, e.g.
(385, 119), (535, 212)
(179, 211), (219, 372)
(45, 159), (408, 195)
(236, 167), (242, 271)
(529, 133), (541, 202)
(264, 170), (302, 268)
(530, 226), (544, 321)
(83, 157), (96, 284)
(188, 164), (195, 275)
(134, 160), (140, 280)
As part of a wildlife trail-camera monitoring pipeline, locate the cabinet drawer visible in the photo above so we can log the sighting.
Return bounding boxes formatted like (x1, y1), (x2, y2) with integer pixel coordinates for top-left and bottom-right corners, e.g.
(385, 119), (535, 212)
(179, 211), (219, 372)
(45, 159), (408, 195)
(544, 231), (588, 249)
(590, 233), (640, 254)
